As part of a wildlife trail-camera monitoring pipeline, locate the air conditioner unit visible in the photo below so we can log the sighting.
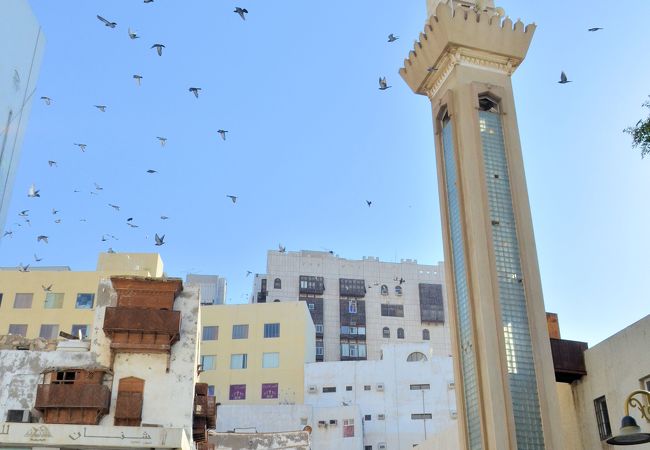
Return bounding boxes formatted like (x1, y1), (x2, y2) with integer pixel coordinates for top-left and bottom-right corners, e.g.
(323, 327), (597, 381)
(6, 410), (30, 423)
(447, 381), (455, 390)
(318, 420), (327, 428)
(376, 383), (385, 392)
(308, 385), (318, 394)
(329, 419), (338, 426)
(378, 443), (387, 450)
(450, 410), (458, 419)
(377, 414), (386, 421)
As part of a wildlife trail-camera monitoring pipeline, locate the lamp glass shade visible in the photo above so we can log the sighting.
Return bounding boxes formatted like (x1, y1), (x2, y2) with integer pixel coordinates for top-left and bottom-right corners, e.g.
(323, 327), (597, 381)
(606, 416), (650, 446)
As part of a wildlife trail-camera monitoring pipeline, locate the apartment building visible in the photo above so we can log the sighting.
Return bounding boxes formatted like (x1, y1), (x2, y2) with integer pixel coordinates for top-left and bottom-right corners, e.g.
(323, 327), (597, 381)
(252, 250), (450, 362)
(186, 274), (227, 305)
(199, 302), (315, 405)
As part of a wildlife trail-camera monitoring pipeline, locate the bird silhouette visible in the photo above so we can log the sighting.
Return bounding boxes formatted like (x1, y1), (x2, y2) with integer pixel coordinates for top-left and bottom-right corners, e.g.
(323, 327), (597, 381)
(37, 235), (49, 244)
(74, 143), (87, 152)
(151, 44), (165, 56)
(18, 263), (30, 272)
(160, 215), (169, 220)
(218, 130), (228, 141)
(246, 270), (252, 277)
(157, 137), (167, 147)
(379, 77), (391, 90)
(387, 33), (399, 42)
(154, 233), (165, 246)
(28, 184), (40, 198)
(40, 96), (52, 105)
(48, 160), (57, 167)
(366, 200), (372, 207)
(189, 87), (202, 98)
(279, 244), (286, 253)
(558, 71), (572, 84)
(94, 183), (103, 191)
(97, 15), (117, 28)
(42, 284), (53, 292)
(94, 105), (107, 112)
(109, 204), (120, 211)
(226, 195), (238, 203)
(234, 7), (248, 20)
(588, 27), (603, 32)
(133, 74), (143, 86)
(128, 27), (139, 39)
(19, 210), (29, 217)
(146, 169), (158, 174)
(34, 254), (42, 262)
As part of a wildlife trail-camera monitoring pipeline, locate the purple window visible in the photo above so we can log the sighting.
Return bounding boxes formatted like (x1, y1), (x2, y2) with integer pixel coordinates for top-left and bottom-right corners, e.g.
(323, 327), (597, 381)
(261, 383), (279, 399)
(229, 384), (246, 400)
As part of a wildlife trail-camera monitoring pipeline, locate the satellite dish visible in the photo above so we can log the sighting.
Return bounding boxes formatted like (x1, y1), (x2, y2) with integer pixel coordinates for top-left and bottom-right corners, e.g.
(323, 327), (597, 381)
(496, 7), (506, 17)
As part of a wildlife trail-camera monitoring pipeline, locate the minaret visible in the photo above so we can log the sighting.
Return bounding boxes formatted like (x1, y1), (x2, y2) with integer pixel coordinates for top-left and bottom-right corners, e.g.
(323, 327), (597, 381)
(400, 2), (563, 450)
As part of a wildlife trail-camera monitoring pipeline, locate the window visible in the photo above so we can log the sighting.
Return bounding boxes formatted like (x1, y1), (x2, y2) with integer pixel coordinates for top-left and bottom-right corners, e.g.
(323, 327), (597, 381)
(229, 384), (246, 400)
(341, 340), (367, 358)
(397, 328), (405, 339)
(395, 285), (403, 296)
(316, 339), (324, 356)
(323, 386), (336, 393)
(348, 300), (357, 313)
(381, 304), (404, 317)
(346, 386), (353, 391)
(594, 396), (612, 440)
(75, 293), (94, 309)
(410, 384), (431, 390)
(0, 293), (3, 307)
(339, 278), (366, 296)
(299, 275), (325, 294)
(364, 414), (371, 421)
(262, 383), (279, 399)
(6, 410), (28, 422)
(380, 285), (388, 296)
(364, 385), (371, 391)
(13, 293), (33, 309)
(39, 324), (59, 340)
(201, 355), (216, 370)
(407, 352), (428, 362)
(71, 324), (90, 338)
(365, 446), (373, 450)
(419, 283), (445, 323)
(315, 324), (324, 334)
(262, 352), (279, 368)
(232, 324), (249, 339)
(411, 413), (432, 420)
(202, 326), (218, 340)
(308, 303), (315, 310)
(341, 326), (366, 336)
(378, 414), (385, 420)
(8, 324), (27, 336)
(422, 329), (430, 341)
(261, 279), (267, 291)
(208, 385), (215, 396)
(44, 293), (64, 309)
(343, 419), (354, 437)
(230, 353), (248, 369)
(264, 323), (280, 338)
(382, 327), (390, 338)
(642, 375), (650, 392)
(53, 370), (77, 384)
(274, 278), (281, 289)
(114, 377), (144, 426)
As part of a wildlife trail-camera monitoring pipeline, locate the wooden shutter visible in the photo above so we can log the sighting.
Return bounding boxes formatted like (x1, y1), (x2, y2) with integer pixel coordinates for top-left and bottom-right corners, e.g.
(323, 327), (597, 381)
(114, 377), (144, 426)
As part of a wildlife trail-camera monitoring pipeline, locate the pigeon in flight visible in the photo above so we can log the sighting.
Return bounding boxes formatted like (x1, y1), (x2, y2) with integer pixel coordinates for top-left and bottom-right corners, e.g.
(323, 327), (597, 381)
(157, 137), (167, 147)
(366, 200), (372, 207)
(399, 277), (405, 285)
(246, 270), (252, 277)
(146, 169), (158, 174)
(42, 284), (53, 292)
(48, 160), (57, 167)
(588, 27), (603, 32)
(19, 210), (29, 217)
(97, 15), (117, 28)
(217, 130), (228, 141)
(54, 219), (61, 224)
(151, 44), (165, 56)
(34, 254), (42, 262)
(154, 233), (165, 246)
(387, 34), (399, 42)
(25, 219), (31, 226)
(128, 27), (139, 39)
(107, 247), (116, 253)
(127, 222), (139, 228)
(51, 208), (59, 215)
(234, 7), (248, 20)
(109, 204), (120, 211)
(160, 215), (169, 220)
(127, 217), (133, 222)
(101, 235), (108, 242)
(379, 77), (391, 90)
(94, 105), (107, 112)
(427, 66), (437, 73)
(558, 71), (572, 84)
(28, 184), (40, 198)
(90, 191), (99, 196)
(18, 263), (30, 272)
(40, 96), (52, 106)
(133, 74), (143, 86)
(189, 87), (202, 98)
(94, 182), (103, 191)
(74, 143), (87, 152)
(226, 195), (238, 203)
(279, 244), (286, 253)
(37, 235), (49, 244)
(2, 230), (12, 238)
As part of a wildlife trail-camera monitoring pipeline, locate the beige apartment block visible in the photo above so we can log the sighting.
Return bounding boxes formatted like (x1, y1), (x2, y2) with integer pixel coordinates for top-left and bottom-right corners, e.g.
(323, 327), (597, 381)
(0, 253), (163, 340)
(401, 1), (562, 449)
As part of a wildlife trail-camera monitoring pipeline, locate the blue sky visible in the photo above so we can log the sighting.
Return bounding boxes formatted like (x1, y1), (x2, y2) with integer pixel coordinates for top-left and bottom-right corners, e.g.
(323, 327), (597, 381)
(1, 0), (649, 347)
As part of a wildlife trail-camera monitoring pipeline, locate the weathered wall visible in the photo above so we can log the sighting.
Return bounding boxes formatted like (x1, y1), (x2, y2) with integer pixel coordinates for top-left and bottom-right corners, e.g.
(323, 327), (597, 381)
(211, 430), (310, 450)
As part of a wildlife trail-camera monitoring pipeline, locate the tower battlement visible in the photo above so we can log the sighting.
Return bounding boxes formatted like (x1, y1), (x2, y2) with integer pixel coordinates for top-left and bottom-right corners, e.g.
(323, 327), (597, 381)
(400, 2), (535, 96)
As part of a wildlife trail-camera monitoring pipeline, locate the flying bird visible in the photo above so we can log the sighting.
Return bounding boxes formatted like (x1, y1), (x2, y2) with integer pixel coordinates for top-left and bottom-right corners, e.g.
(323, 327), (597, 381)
(127, 222), (139, 228)
(146, 169), (158, 174)
(109, 204), (120, 211)
(144, 0), (154, 3)
(18, 263), (30, 272)
(217, 129), (228, 141)
(154, 233), (165, 246)
(28, 184), (40, 198)
(157, 137), (167, 147)
(133, 74), (143, 85)
(2, 230), (12, 238)
(226, 195), (237, 203)
(427, 66), (437, 73)
(246, 270), (252, 277)
(128, 27), (139, 39)
(278, 244), (286, 253)
(558, 71), (572, 84)
(94, 105), (107, 112)
(151, 43), (165, 56)
(34, 254), (42, 262)
(189, 87), (202, 98)
(160, 215), (169, 220)
(51, 208), (59, 215)
(94, 182), (103, 191)
(54, 219), (61, 224)
(107, 247), (116, 253)
(588, 27), (603, 32)
(366, 200), (372, 207)
(42, 284), (53, 292)
(387, 34), (399, 42)
(234, 7), (248, 20)
(378, 77), (391, 90)
(399, 277), (405, 285)
(127, 217), (133, 222)
(97, 15), (117, 28)
(19, 210), (29, 217)
(37, 235), (49, 244)
(74, 143), (87, 152)
(40, 96), (52, 105)
(48, 160), (57, 167)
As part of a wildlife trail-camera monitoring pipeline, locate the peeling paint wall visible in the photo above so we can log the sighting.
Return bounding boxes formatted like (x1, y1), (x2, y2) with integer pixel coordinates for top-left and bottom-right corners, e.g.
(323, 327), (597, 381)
(211, 430), (310, 450)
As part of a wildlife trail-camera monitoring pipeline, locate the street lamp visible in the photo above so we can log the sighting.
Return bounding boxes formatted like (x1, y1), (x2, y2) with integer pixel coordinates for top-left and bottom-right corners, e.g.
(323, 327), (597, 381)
(607, 390), (650, 446)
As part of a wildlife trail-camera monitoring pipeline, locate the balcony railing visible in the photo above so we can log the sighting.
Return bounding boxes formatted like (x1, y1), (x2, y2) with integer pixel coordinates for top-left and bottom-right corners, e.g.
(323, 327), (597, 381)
(35, 384), (110, 412)
(550, 338), (588, 383)
(103, 307), (181, 352)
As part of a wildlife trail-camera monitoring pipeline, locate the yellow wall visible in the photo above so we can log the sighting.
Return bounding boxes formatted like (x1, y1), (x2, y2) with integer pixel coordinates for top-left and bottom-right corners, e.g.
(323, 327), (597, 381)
(199, 302), (315, 406)
(0, 253), (163, 339)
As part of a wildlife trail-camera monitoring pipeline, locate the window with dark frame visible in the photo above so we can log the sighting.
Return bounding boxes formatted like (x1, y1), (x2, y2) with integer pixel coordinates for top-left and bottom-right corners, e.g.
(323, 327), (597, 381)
(264, 323), (280, 338)
(364, 414), (371, 421)
(8, 324), (27, 336)
(381, 304), (404, 317)
(410, 384), (430, 390)
(71, 324), (90, 339)
(594, 396), (612, 441)
(13, 293), (33, 309)
(39, 324), (59, 340)
(380, 285), (388, 296)
(348, 300), (357, 314)
(202, 326), (218, 340)
(232, 324), (249, 339)
(382, 327), (390, 338)
(322, 386), (336, 393)
(411, 413), (433, 420)
(274, 278), (281, 289)
(75, 293), (94, 309)
(423, 329), (430, 341)
(397, 328), (405, 339)
(346, 386), (353, 391)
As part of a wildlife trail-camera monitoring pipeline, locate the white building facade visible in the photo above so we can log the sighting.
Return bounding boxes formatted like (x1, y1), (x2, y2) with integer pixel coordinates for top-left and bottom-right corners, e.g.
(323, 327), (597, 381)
(252, 250), (451, 362)
(187, 274), (228, 305)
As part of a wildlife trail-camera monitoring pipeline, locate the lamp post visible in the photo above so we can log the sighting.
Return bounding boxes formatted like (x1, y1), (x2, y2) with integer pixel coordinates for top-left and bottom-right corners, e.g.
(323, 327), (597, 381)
(607, 390), (650, 445)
